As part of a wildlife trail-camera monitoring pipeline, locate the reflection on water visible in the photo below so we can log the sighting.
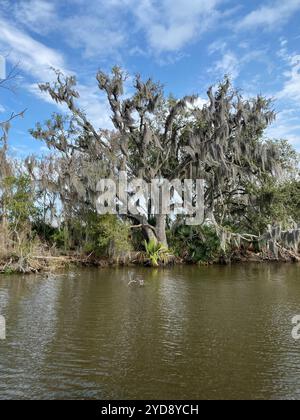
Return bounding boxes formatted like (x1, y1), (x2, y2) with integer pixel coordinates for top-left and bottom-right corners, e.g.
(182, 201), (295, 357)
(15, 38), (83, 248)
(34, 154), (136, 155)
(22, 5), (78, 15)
(0, 264), (300, 400)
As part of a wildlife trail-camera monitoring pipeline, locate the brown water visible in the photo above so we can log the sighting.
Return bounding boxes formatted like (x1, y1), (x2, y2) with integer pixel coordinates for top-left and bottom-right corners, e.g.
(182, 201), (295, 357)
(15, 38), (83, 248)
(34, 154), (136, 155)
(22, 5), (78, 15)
(0, 264), (300, 400)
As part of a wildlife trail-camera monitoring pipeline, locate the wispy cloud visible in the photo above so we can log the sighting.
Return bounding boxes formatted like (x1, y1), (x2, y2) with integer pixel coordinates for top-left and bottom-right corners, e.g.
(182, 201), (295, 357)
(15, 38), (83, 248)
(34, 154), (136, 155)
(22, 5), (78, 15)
(1, 0), (128, 60)
(0, 16), (67, 80)
(2, 0), (225, 58)
(278, 54), (300, 103)
(13, 0), (57, 34)
(76, 83), (112, 129)
(0, 15), (112, 128)
(267, 108), (300, 149)
(237, 0), (300, 31)
(63, 15), (126, 59)
(209, 45), (268, 81)
(214, 51), (240, 79)
(268, 44), (300, 150)
(133, 0), (221, 52)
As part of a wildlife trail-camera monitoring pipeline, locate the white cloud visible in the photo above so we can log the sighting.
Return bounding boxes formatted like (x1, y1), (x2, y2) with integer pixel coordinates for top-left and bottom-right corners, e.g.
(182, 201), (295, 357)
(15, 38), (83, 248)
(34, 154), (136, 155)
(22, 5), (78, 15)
(30, 81), (114, 129)
(13, 0), (57, 34)
(280, 38), (288, 47)
(267, 45), (300, 152)
(186, 97), (208, 110)
(278, 54), (300, 103)
(76, 83), (113, 129)
(63, 15), (126, 59)
(194, 98), (208, 108)
(267, 109), (300, 150)
(208, 40), (227, 55)
(0, 16), (112, 128)
(134, 0), (221, 52)
(237, 0), (300, 30)
(274, 64), (300, 152)
(210, 48), (267, 80)
(1, 0), (225, 57)
(215, 52), (240, 79)
(0, 17), (67, 80)
(2, 0), (128, 59)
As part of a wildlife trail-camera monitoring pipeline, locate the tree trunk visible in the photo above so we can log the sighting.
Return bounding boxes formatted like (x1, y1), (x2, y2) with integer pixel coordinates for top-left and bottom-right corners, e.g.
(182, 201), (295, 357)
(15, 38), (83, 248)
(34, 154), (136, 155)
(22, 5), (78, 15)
(133, 214), (168, 247)
(1, 204), (8, 251)
(133, 215), (157, 243)
(144, 225), (157, 243)
(155, 214), (168, 247)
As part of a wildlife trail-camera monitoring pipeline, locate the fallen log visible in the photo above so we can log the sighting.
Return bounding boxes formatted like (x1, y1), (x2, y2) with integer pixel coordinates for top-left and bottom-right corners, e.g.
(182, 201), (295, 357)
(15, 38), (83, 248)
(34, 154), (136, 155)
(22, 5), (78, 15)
(31, 256), (73, 261)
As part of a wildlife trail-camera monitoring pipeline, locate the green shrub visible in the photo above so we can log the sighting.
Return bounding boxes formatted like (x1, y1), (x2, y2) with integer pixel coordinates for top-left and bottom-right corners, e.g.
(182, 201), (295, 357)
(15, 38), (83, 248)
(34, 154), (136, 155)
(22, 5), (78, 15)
(144, 239), (169, 267)
(1, 175), (38, 229)
(86, 214), (132, 258)
(168, 224), (221, 263)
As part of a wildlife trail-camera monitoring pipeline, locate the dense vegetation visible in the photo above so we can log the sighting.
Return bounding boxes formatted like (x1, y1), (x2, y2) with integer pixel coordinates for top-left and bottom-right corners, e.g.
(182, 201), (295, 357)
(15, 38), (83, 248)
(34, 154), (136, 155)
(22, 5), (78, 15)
(0, 67), (299, 272)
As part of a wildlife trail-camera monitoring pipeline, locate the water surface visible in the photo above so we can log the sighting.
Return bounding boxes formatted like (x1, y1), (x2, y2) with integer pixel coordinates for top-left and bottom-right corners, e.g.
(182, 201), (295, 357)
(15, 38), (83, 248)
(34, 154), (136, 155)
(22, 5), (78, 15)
(0, 264), (300, 400)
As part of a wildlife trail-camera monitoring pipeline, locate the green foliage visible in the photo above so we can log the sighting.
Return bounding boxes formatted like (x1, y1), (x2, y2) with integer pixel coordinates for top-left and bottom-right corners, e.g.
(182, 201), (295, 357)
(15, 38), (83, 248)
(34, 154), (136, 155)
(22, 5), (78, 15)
(51, 227), (70, 250)
(2, 266), (14, 275)
(130, 227), (145, 251)
(283, 180), (300, 222)
(90, 214), (132, 258)
(144, 239), (169, 267)
(241, 177), (300, 235)
(266, 139), (299, 172)
(169, 225), (221, 263)
(1, 175), (38, 229)
(48, 214), (133, 258)
(33, 221), (59, 243)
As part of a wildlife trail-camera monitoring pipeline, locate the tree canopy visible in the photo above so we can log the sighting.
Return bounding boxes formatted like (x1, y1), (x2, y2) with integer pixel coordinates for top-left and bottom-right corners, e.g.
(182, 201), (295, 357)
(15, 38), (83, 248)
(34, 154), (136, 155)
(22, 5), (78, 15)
(30, 68), (296, 246)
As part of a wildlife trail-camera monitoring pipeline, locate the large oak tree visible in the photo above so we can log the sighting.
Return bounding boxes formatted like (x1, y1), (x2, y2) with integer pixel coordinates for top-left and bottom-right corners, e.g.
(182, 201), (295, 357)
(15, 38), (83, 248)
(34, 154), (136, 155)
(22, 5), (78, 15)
(31, 68), (282, 247)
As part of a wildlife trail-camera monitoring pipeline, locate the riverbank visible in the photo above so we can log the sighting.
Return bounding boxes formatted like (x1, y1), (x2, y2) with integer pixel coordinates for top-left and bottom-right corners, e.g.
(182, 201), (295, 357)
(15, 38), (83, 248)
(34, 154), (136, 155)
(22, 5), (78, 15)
(1, 246), (299, 275)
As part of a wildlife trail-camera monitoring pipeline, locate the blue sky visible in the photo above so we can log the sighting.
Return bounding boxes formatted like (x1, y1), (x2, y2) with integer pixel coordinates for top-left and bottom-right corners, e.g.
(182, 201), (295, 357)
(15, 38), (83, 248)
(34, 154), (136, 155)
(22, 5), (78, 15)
(0, 0), (300, 156)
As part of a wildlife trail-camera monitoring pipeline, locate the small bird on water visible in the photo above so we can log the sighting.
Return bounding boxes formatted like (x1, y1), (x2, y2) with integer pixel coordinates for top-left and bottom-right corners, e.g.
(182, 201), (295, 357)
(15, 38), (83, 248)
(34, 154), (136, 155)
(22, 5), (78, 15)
(127, 275), (145, 287)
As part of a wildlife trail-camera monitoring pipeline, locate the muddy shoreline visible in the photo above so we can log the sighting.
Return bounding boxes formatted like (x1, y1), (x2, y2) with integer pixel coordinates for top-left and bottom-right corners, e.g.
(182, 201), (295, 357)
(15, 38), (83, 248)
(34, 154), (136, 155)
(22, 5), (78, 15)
(1, 248), (299, 275)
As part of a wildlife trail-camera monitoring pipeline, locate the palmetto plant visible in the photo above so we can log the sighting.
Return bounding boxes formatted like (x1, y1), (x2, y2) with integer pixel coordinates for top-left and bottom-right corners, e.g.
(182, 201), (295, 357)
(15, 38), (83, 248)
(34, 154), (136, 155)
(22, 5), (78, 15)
(144, 239), (169, 267)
